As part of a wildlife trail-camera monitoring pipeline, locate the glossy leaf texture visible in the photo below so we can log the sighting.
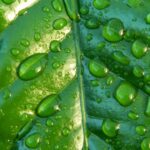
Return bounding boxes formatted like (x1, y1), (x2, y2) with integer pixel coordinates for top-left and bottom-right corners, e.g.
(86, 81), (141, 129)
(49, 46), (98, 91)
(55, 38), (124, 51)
(1, 0), (150, 150)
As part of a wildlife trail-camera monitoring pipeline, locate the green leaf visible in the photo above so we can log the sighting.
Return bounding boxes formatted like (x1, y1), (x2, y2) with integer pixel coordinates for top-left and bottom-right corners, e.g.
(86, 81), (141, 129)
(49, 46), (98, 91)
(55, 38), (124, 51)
(1, 0), (150, 150)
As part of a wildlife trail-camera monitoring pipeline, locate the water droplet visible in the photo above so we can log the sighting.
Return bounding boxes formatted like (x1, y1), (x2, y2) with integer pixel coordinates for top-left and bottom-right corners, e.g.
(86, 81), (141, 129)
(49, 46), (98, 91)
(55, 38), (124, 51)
(36, 95), (59, 117)
(85, 18), (100, 29)
(10, 48), (20, 56)
(144, 84), (150, 95)
(20, 39), (30, 47)
(136, 125), (146, 136)
(62, 128), (70, 136)
(2, 0), (15, 4)
(25, 133), (41, 148)
(50, 40), (61, 52)
(144, 74), (150, 84)
(34, 32), (41, 41)
(102, 19), (124, 42)
(128, 111), (139, 120)
(141, 138), (150, 150)
(89, 60), (109, 77)
(131, 40), (148, 58)
(112, 51), (130, 65)
(128, 0), (142, 8)
(63, 0), (80, 21)
(106, 76), (114, 85)
(79, 5), (89, 15)
(17, 120), (33, 140)
(91, 79), (99, 86)
(52, 0), (63, 12)
(53, 18), (67, 30)
(46, 119), (54, 127)
(146, 13), (150, 24)
(145, 97), (150, 117)
(93, 0), (110, 10)
(115, 82), (137, 106)
(17, 53), (48, 80)
(133, 65), (144, 78)
(102, 119), (120, 138)
(42, 6), (50, 13)
(52, 62), (60, 69)
(86, 33), (93, 41)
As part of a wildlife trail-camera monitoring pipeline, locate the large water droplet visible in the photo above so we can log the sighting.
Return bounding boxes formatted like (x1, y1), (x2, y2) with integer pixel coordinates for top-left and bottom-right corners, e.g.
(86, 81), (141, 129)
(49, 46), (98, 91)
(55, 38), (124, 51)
(17, 53), (48, 80)
(36, 95), (59, 117)
(89, 60), (108, 77)
(102, 19), (124, 42)
(115, 82), (137, 106)
(53, 18), (67, 30)
(136, 125), (146, 136)
(131, 40), (148, 58)
(2, 0), (15, 4)
(52, 0), (63, 12)
(141, 138), (150, 150)
(93, 0), (110, 10)
(112, 51), (130, 65)
(25, 133), (41, 148)
(102, 119), (119, 138)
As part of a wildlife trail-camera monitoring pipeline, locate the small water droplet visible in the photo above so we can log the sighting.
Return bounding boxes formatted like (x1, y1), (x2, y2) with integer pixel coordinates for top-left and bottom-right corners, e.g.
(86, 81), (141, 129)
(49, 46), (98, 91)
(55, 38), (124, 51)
(136, 125), (146, 136)
(102, 119), (120, 138)
(34, 32), (41, 41)
(88, 60), (109, 77)
(131, 40), (148, 58)
(52, 0), (63, 12)
(85, 18), (100, 29)
(133, 65), (144, 78)
(112, 51), (130, 65)
(53, 18), (67, 30)
(50, 40), (61, 52)
(46, 119), (54, 127)
(25, 133), (41, 148)
(145, 97), (150, 117)
(115, 82), (137, 106)
(93, 0), (110, 10)
(128, 111), (139, 120)
(62, 128), (70, 136)
(10, 48), (20, 56)
(20, 39), (30, 47)
(146, 13), (150, 24)
(79, 5), (89, 15)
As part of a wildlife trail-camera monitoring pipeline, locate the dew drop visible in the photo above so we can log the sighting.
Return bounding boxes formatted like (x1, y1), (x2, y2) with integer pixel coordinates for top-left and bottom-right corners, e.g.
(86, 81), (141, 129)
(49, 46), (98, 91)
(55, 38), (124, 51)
(88, 60), (109, 78)
(25, 133), (41, 148)
(17, 53), (48, 80)
(79, 5), (89, 15)
(2, 0), (15, 4)
(112, 51), (130, 65)
(62, 128), (70, 136)
(102, 19), (124, 42)
(34, 32), (41, 41)
(131, 40), (148, 58)
(128, 111), (139, 120)
(52, 0), (63, 12)
(50, 40), (61, 52)
(102, 119), (119, 138)
(36, 95), (59, 117)
(146, 13), (150, 24)
(46, 119), (54, 127)
(135, 125), (146, 136)
(85, 18), (100, 29)
(53, 18), (67, 30)
(115, 82), (137, 106)
(20, 39), (30, 47)
(10, 48), (20, 56)
(93, 0), (110, 10)
(141, 138), (150, 150)
(133, 65), (144, 78)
